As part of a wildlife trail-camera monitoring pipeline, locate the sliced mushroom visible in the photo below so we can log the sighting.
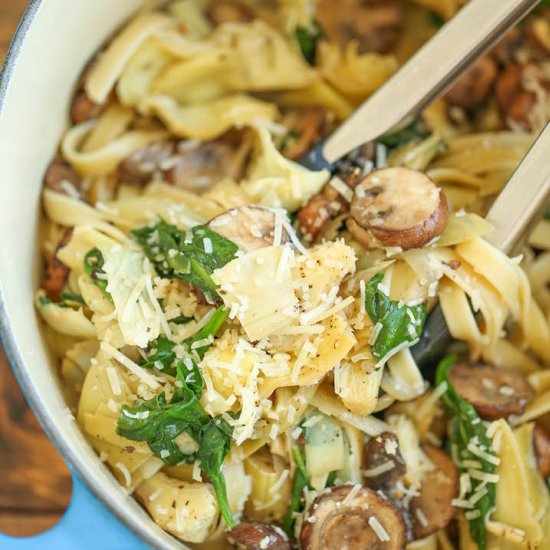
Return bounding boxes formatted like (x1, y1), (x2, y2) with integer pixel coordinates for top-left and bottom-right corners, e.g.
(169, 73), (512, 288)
(282, 107), (328, 161)
(495, 63), (536, 131)
(227, 522), (290, 550)
(447, 363), (534, 420)
(119, 137), (250, 191)
(363, 432), (406, 491)
(44, 155), (83, 199)
(347, 167), (448, 250)
(445, 56), (498, 110)
(533, 424), (550, 479)
(296, 194), (342, 244)
(70, 90), (103, 124)
(119, 141), (176, 186)
(317, 0), (404, 55)
(207, 1), (254, 25)
(490, 28), (522, 66)
(410, 446), (458, 540)
(43, 229), (73, 302)
(300, 485), (407, 549)
(208, 206), (289, 251)
(363, 432), (413, 540)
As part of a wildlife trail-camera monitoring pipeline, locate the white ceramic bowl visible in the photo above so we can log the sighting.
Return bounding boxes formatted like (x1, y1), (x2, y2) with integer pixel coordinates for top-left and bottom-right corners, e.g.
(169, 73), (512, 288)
(0, 1), (186, 547)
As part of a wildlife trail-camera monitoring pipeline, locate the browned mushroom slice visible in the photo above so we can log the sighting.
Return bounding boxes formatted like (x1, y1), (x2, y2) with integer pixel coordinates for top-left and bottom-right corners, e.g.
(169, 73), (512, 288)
(490, 27), (522, 66)
(317, 0), (404, 55)
(300, 485), (407, 550)
(533, 424), (550, 479)
(410, 446), (458, 540)
(296, 194), (342, 244)
(119, 141), (176, 186)
(44, 155), (83, 199)
(347, 167), (448, 250)
(363, 432), (413, 540)
(495, 63), (536, 131)
(43, 229), (73, 302)
(282, 107), (328, 161)
(207, 1), (254, 25)
(119, 138), (249, 191)
(208, 206), (289, 251)
(447, 363), (534, 420)
(166, 138), (249, 192)
(228, 522), (290, 550)
(363, 432), (406, 491)
(445, 56), (498, 110)
(70, 90), (103, 124)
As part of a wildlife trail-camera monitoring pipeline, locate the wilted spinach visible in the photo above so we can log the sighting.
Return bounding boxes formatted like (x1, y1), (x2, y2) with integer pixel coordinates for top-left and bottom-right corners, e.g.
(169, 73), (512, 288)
(436, 355), (496, 550)
(295, 21), (323, 65)
(84, 247), (112, 301)
(364, 272), (426, 361)
(132, 220), (238, 304)
(117, 362), (236, 527)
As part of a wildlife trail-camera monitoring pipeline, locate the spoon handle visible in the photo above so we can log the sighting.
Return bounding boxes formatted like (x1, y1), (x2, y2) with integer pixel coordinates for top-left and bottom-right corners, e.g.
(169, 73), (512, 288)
(412, 122), (550, 370)
(304, 0), (539, 168)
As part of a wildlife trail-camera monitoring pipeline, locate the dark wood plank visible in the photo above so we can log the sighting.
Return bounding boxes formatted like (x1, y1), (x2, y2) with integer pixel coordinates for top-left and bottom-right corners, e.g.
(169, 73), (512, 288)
(0, 0), (72, 537)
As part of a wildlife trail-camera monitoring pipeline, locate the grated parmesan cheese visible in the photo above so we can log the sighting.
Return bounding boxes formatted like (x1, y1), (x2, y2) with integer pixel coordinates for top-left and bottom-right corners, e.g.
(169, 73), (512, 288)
(363, 461), (395, 478)
(342, 484), (363, 505)
(328, 176), (353, 203)
(106, 366), (122, 396)
(101, 341), (160, 390)
(415, 508), (429, 527)
(368, 515), (390, 542)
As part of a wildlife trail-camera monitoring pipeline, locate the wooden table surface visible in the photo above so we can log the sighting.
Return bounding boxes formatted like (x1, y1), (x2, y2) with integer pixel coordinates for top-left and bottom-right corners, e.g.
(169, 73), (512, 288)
(0, 0), (72, 537)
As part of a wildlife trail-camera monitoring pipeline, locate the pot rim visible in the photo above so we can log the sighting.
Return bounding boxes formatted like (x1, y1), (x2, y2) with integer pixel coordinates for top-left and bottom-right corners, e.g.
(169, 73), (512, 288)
(0, 3), (172, 547)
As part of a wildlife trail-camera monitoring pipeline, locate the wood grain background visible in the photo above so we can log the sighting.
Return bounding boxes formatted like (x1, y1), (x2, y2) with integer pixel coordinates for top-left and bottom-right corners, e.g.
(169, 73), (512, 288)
(0, 0), (72, 536)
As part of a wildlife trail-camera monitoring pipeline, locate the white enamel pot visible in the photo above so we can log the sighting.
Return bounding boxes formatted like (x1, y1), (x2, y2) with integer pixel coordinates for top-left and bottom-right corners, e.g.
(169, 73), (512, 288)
(0, 1), (188, 548)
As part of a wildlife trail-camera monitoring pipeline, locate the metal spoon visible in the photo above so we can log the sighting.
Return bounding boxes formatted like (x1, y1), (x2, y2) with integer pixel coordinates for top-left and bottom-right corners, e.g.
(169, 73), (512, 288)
(411, 122), (550, 369)
(301, 0), (539, 171)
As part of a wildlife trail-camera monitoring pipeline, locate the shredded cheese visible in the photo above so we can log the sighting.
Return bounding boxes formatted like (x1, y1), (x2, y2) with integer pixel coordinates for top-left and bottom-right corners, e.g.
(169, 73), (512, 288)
(100, 341), (160, 390)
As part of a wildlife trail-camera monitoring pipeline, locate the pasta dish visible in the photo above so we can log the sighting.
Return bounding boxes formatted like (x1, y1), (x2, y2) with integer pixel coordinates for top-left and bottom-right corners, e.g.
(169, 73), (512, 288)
(36, 0), (550, 548)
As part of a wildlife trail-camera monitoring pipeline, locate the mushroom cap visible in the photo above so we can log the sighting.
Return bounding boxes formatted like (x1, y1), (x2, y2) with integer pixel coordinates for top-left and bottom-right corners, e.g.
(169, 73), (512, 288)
(227, 522), (290, 550)
(410, 446), (459, 540)
(208, 206), (289, 251)
(300, 485), (407, 550)
(348, 167), (448, 250)
(448, 362), (534, 420)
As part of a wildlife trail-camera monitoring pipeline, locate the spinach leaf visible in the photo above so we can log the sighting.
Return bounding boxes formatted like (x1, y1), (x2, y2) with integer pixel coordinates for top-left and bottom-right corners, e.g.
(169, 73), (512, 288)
(169, 314), (194, 325)
(295, 21), (323, 65)
(117, 363), (208, 465)
(378, 119), (425, 149)
(38, 295), (68, 308)
(140, 335), (177, 372)
(436, 355), (496, 550)
(60, 291), (85, 305)
(283, 445), (311, 536)
(132, 220), (238, 304)
(196, 416), (235, 528)
(84, 248), (112, 301)
(325, 470), (337, 488)
(364, 272), (426, 362)
(140, 306), (228, 376)
(187, 306), (229, 360)
(117, 362), (235, 527)
(428, 11), (445, 28)
(178, 357), (205, 399)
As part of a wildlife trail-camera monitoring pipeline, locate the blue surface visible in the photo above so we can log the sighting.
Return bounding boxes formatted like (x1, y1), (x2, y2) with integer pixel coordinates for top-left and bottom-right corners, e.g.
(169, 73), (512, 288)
(0, 473), (151, 549)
